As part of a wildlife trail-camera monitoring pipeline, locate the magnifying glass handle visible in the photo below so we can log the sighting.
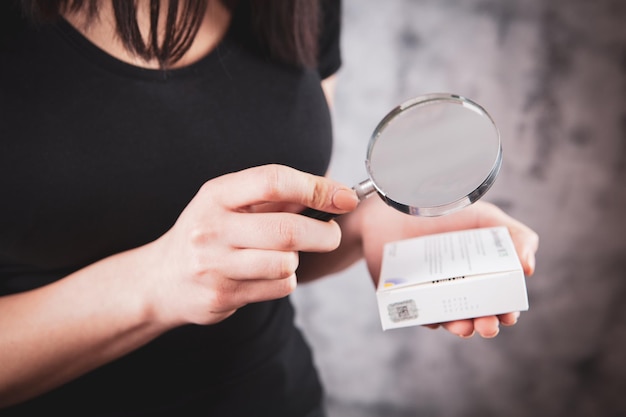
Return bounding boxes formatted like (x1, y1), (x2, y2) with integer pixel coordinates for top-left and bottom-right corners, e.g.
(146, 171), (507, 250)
(300, 207), (341, 222)
(300, 179), (376, 222)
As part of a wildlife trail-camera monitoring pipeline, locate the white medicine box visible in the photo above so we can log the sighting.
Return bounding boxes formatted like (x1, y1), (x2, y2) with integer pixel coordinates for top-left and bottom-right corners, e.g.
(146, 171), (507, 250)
(376, 226), (529, 330)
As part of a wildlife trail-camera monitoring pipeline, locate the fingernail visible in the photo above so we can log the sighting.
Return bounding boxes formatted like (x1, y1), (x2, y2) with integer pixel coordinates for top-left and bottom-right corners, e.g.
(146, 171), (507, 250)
(501, 312), (520, 326)
(459, 331), (475, 339)
(332, 188), (359, 211)
(525, 252), (536, 275)
(484, 327), (500, 339)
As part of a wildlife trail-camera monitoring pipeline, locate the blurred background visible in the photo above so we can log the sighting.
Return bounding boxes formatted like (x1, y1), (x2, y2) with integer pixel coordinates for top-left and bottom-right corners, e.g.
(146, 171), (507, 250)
(292, 0), (626, 416)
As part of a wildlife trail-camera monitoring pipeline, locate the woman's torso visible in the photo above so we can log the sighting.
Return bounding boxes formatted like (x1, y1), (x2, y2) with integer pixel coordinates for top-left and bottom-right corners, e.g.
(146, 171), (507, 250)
(0, 1), (340, 414)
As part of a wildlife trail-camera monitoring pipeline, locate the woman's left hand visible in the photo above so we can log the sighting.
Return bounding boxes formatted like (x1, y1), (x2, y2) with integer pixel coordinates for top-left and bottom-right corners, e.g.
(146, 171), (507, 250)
(359, 198), (539, 339)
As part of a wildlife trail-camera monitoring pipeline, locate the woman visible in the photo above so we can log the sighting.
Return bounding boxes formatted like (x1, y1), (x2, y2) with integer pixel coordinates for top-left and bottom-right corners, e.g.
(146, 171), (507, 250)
(0, 0), (539, 415)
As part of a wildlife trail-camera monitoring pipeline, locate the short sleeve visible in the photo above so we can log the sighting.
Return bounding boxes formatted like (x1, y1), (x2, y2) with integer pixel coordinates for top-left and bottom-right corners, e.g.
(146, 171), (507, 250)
(317, 0), (342, 79)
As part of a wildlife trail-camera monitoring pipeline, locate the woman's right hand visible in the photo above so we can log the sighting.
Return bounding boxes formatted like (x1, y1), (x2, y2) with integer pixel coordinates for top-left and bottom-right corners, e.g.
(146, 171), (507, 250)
(143, 164), (359, 328)
(0, 165), (358, 407)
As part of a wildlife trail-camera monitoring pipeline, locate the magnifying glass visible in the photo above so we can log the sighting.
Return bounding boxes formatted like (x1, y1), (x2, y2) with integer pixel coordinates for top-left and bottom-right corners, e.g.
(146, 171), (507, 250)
(303, 93), (502, 220)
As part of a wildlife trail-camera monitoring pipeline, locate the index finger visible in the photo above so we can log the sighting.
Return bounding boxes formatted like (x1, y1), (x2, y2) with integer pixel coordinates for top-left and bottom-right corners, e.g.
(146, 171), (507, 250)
(213, 165), (359, 214)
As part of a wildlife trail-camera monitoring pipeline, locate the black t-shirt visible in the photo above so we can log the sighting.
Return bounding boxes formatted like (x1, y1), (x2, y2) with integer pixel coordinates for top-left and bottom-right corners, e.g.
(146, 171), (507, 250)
(0, 1), (341, 415)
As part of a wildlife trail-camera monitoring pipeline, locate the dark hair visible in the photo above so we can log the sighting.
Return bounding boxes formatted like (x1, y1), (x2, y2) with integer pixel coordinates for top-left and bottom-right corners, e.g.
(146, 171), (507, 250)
(20, 0), (320, 68)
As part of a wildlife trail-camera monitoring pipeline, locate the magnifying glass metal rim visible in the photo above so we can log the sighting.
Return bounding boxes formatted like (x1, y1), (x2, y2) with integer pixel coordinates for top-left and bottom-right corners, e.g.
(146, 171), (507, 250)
(357, 92), (502, 217)
(300, 92), (502, 221)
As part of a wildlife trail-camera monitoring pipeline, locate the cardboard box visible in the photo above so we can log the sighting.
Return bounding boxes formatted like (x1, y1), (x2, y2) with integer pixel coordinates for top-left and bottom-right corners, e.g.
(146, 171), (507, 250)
(376, 226), (528, 330)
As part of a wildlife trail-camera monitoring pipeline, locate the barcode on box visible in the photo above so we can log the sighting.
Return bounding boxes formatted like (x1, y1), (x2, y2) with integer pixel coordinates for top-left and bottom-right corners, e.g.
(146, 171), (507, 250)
(388, 300), (418, 322)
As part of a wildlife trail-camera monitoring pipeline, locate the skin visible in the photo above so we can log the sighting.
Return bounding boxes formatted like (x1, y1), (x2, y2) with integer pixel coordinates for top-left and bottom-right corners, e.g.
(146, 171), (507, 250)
(0, 0), (539, 408)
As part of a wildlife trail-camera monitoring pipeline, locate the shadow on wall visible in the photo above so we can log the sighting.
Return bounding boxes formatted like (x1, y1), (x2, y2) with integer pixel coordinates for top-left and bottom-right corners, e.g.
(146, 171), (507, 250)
(293, 0), (626, 416)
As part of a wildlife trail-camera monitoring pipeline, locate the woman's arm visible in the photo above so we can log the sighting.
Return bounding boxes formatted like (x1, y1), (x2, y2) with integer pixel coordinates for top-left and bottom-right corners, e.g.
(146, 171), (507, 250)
(0, 244), (166, 408)
(321, 74), (337, 109)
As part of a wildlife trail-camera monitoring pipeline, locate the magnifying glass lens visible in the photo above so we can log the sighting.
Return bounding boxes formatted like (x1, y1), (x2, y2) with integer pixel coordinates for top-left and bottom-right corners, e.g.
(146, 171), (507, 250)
(368, 97), (500, 212)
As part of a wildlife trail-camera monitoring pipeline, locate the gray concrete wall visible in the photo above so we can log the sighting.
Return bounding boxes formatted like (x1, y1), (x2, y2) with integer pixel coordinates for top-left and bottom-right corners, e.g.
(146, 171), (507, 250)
(292, 1), (626, 416)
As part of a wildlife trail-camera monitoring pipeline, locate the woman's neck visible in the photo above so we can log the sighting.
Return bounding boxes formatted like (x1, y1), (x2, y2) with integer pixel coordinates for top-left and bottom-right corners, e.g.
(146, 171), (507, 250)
(62, 0), (231, 69)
